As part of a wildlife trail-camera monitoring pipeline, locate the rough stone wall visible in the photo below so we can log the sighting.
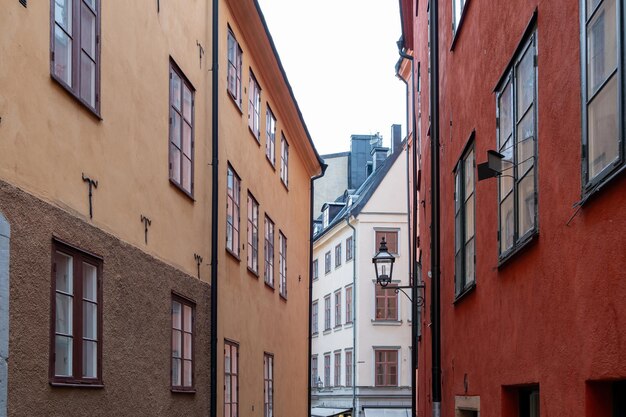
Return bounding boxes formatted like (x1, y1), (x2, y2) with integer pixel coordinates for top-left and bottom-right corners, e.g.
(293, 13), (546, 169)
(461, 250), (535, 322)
(0, 180), (211, 417)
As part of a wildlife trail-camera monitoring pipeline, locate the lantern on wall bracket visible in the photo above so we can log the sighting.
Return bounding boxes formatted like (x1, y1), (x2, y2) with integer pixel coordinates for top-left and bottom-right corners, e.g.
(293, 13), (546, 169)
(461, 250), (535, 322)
(372, 237), (395, 287)
(477, 150), (505, 181)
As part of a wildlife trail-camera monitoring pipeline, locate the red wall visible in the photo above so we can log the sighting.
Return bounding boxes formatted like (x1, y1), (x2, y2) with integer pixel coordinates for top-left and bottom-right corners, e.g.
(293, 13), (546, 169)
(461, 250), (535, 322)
(403, 0), (626, 416)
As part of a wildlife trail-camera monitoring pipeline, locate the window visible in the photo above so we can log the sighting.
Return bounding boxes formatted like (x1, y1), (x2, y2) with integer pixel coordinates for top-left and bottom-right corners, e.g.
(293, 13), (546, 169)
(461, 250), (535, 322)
(335, 244), (342, 268)
(311, 355), (319, 387)
(334, 291), (342, 327)
(345, 350), (353, 387)
(224, 341), (239, 417)
(51, 240), (102, 385)
(169, 62), (195, 195)
(374, 349), (398, 387)
(375, 284), (398, 321)
(346, 236), (353, 261)
(313, 259), (319, 281)
(334, 352), (341, 387)
(582, 0), (625, 193)
(454, 145), (475, 296)
(519, 386), (540, 417)
(452, 0), (468, 34)
(345, 286), (353, 324)
(324, 251), (331, 274)
(51, 0), (100, 113)
(279, 232), (287, 299)
(171, 295), (194, 390)
(247, 193), (259, 274)
(280, 134), (289, 186)
(324, 353), (331, 388)
(264, 216), (275, 287)
(312, 300), (319, 335)
(227, 29), (242, 107)
(496, 31), (538, 258)
(324, 295), (331, 331)
(266, 107), (277, 165)
(226, 166), (241, 257)
(264, 353), (273, 417)
(248, 72), (261, 140)
(375, 231), (398, 254)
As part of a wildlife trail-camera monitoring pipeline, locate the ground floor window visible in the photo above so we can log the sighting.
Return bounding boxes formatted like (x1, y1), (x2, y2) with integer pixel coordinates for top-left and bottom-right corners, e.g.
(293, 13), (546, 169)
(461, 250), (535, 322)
(224, 341), (239, 417)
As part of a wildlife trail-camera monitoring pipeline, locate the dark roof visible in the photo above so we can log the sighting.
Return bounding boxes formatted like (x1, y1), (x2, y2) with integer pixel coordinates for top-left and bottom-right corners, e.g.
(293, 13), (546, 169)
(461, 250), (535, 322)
(313, 144), (405, 241)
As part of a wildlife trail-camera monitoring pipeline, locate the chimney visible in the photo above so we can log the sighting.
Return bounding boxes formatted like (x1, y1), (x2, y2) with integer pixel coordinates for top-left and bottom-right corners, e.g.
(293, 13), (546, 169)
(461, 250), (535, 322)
(391, 124), (402, 153)
(371, 146), (389, 172)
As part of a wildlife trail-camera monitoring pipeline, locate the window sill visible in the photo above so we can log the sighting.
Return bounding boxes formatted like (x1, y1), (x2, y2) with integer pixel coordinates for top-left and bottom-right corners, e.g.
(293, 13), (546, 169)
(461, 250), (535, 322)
(581, 163), (626, 205)
(335, 265), (342, 269)
(226, 248), (241, 263)
(247, 267), (259, 278)
(266, 155), (276, 171)
(171, 388), (196, 394)
(344, 322), (353, 328)
(312, 332), (319, 338)
(170, 179), (195, 202)
(279, 292), (288, 302)
(50, 381), (104, 389)
(371, 319), (403, 326)
(498, 231), (539, 269)
(333, 325), (342, 331)
(280, 179), (289, 192)
(323, 329), (332, 335)
(227, 89), (243, 114)
(264, 281), (275, 291)
(453, 282), (476, 305)
(249, 127), (261, 145)
(51, 74), (102, 121)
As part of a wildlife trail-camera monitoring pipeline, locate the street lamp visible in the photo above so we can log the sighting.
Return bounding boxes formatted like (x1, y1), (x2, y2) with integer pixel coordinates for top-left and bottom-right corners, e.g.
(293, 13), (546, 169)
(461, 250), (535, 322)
(372, 237), (395, 287)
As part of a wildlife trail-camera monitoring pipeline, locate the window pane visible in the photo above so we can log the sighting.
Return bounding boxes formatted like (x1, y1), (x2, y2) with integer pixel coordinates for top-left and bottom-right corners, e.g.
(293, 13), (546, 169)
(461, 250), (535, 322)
(84, 0), (96, 10)
(587, 0), (617, 95)
(184, 333), (192, 359)
(56, 293), (73, 335)
(55, 252), (73, 294)
(183, 156), (192, 191)
(83, 301), (97, 339)
(82, 340), (97, 378)
(516, 46), (535, 117)
(517, 107), (535, 176)
(184, 305), (192, 332)
(499, 82), (513, 145)
(183, 360), (192, 387)
(172, 301), (182, 330)
(499, 138), (514, 196)
(224, 345), (231, 373)
(454, 172), (461, 213)
(53, 26), (72, 86)
(465, 237), (475, 284)
(172, 329), (182, 358)
(183, 122), (192, 157)
(170, 145), (181, 183)
(171, 72), (181, 110)
(80, 53), (96, 107)
(518, 170), (535, 236)
(464, 194), (475, 240)
(171, 111), (181, 148)
(455, 252), (463, 294)
(464, 150), (474, 197)
(183, 86), (193, 123)
(172, 358), (181, 386)
(54, 0), (72, 32)
(83, 262), (97, 301)
(80, 5), (96, 58)
(500, 193), (514, 253)
(55, 335), (73, 376)
(588, 74), (619, 178)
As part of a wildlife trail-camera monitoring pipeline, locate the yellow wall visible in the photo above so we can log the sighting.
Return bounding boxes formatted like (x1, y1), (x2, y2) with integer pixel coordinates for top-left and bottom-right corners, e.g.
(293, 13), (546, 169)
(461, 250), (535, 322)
(0, 1), (213, 279)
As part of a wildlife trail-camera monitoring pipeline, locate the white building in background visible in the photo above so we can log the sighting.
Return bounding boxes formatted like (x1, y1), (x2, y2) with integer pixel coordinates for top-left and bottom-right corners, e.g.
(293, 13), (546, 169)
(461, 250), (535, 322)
(311, 145), (411, 417)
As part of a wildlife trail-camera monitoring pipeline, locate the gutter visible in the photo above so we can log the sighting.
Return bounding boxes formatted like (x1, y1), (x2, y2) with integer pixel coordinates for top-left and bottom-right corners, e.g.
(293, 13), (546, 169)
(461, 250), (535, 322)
(345, 215), (357, 415)
(308, 164), (328, 417)
(210, 0), (219, 415)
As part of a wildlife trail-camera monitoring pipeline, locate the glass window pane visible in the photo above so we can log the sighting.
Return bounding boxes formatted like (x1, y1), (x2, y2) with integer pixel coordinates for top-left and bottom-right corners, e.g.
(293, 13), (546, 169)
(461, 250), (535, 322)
(184, 305), (192, 332)
(587, 0), (601, 13)
(499, 138), (514, 196)
(82, 340), (97, 378)
(54, 0), (72, 33)
(55, 335), (73, 376)
(183, 86), (193, 122)
(183, 123), (192, 157)
(184, 333), (192, 359)
(516, 46), (535, 117)
(172, 329), (182, 358)
(171, 72), (181, 110)
(172, 358), (181, 386)
(454, 172), (461, 213)
(464, 150), (474, 197)
(171, 111), (181, 148)
(517, 107), (535, 176)
(465, 237), (475, 284)
(588, 74), (619, 179)
(80, 53), (96, 107)
(500, 193), (514, 253)
(587, 0), (617, 95)
(84, 0), (96, 10)
(224, 345), (231, 373)
(455, 213), (462, 253)
(83, 301), (97, 339)
(55, 252), (73, 293)
(518, 170), (535, 236)
(83, 262), (97, 301)
(184, 360), (192, 387)
(54, 26), (72, 87)
(183, 157), (192, 192)
(81, 5), (96, 58)
(499, 81), (513, 145)
(170, 145), (181, 183)
(465, 194), (475, 240)
(56, 293), (73, 335)
(172, 301), (182, 330)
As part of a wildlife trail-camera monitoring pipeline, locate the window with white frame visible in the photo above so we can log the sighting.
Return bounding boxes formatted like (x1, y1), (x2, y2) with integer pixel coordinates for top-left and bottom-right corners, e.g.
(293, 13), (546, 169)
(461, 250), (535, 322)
(279, 231), (287, 298)
(224, 340), (239, 417)
(280, 133), (289, 186)
(227, 29), (242, 107)
(264, 353), (273, 417)
(266, 106), (276, 165)
(248, 72), (261, 140)
(264, 216), (275, 287)
(247, 193), (259, 274)
(226, 165), (241, 257)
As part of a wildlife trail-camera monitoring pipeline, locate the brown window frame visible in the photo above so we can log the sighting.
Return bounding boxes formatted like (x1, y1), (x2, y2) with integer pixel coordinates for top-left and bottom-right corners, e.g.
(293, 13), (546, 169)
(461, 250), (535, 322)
(50, 0), (101, 116)
(247, 193), (259, 275)
(345, 349), (353, 387)
(334, 290), (342, 327)
(375, 230), (399, 255)
(374, 349), (398, 387)
(264, 353), (274, 417)
(49, 238), (103, 387)
(169, 60), (195, 197)
(266, 106), (276, 166)
(224, 340), (239, 417)
(311, 355), (319, 387)
(171, 294), (195, 392)
(312, 300), (319, 335)
(324, 251), (331, 274)
(264, 215), (275, 288)
(324, 295), (331, 331)
(278, 231), (287, 299)
(312, 258), (319, 281)
(375, 283), (398, 321)
(226, 164), (241, 258)
(323, 353), (331, 387)
(346, 236), (353, 261)
(334, 243), (342, 268)
(227, 28), (242, 108)
(334, 351), (341, 387)
(345, 285), (353, 324)
(248, 71), (262, 140)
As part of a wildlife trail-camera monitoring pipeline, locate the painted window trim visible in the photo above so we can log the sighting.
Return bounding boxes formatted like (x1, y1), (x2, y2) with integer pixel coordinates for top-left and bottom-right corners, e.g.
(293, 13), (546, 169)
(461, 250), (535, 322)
(170, 293), (196, 392)
(266, 105), (277, 167)
(226, 164), (241, 259)
(226, 28), (243, 109)
(264, 215), (275, 288)
(224, 340), (239, 417)
(248, 70), (262, 141)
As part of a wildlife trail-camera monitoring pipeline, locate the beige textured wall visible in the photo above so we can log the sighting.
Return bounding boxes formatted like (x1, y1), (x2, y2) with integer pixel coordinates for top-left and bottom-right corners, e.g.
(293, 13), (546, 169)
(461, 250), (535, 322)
(0, 0), (213, 279)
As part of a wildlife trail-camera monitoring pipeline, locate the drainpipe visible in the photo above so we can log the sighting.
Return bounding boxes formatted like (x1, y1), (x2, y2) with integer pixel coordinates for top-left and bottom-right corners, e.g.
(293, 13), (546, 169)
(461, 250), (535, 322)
(309, 165), (327, 417)
(345, 215), (357, 416)
(429, 0), (442, 416)
(210, 0), (219, 415)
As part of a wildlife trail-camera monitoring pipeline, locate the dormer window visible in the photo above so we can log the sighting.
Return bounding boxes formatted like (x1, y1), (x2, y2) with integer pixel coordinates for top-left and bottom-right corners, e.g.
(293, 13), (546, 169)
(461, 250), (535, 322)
(323, 207), (329, 228)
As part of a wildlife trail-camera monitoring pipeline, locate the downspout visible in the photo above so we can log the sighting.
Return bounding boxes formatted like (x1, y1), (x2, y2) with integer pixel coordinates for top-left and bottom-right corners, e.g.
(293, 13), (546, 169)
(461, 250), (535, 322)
(429, 0), (442, 416)
(309, 165), (327, 417)
(345, 215), (357, 416)
(210, 0), (219, 415)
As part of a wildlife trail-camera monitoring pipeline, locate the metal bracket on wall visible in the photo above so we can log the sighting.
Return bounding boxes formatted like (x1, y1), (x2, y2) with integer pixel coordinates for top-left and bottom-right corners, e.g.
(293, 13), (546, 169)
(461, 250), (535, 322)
(383, 282), (426, 306)
(194, 253), (203, 279)
(140, 215), (152, 244)
(197, 41), (205, 68)
(81, 173), (98, 219)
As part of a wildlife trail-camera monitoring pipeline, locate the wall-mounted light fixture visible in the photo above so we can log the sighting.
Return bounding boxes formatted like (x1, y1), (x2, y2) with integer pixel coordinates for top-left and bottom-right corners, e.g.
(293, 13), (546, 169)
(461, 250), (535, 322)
(477, 150), (505, 181)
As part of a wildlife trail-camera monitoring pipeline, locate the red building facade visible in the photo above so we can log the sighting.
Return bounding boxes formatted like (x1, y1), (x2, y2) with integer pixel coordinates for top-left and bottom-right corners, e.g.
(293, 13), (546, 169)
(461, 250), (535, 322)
(398, 0), (626, 415)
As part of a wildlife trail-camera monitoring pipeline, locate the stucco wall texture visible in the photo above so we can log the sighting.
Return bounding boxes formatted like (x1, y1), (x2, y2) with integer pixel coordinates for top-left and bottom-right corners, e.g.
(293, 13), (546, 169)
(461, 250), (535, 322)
(0, 180), (211, 417)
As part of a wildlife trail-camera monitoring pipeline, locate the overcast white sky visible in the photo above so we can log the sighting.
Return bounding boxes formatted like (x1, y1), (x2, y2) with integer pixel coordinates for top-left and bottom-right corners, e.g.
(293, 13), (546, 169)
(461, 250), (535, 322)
(257, 0), (406, 156)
